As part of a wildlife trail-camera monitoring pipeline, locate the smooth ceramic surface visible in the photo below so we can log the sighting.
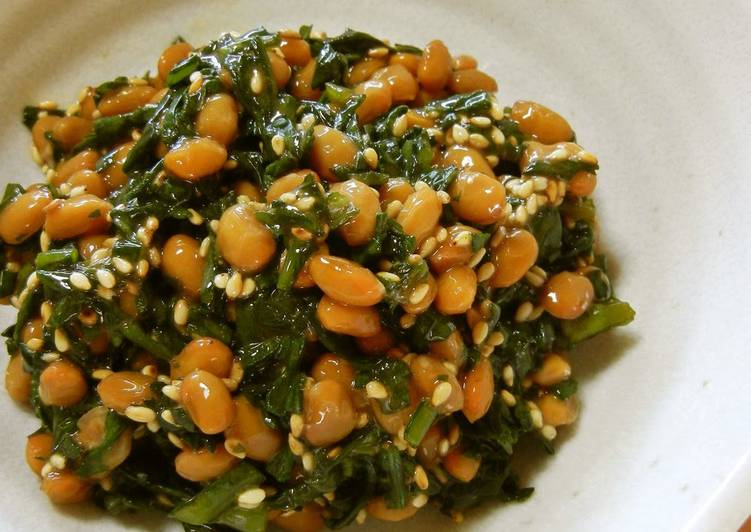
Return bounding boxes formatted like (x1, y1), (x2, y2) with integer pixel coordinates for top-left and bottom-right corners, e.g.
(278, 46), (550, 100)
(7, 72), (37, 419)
(1, 1), (749, 530)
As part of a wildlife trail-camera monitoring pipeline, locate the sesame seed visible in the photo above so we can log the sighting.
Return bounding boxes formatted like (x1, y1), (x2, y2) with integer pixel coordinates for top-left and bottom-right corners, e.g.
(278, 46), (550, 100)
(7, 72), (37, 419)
(435, 227), (449, 243)
(400, 313), (416, 329)
(173, 298), (189, 326)
(96, 286), (114, 300)
(300, 113), (316, 130)
(237, 487), (266, 509)
(49, 453), (66, 469)
(515, 301), (534, 322)
(135, 259), (149, 278)
(290, 414), (304, 438)
(112, 257), (133, 274)
(514, 204), (529, 225)
(414, 465), (429, 490)
(356, 509), (367, 525)
(377, 271), (400, 283)
(469, 133), (490, 149)
(392, 114), (408, 137)
(529, 305), (545, 321)
(448, 424), (461, 446)
(26, 272), (39, 290)
(472, 321), (489, 345)
(470, 116), (491, 127)
(486, 154), (499, 168)
(279, 28), (301, 38)
(54, 329), (70, 352)
(502, 365), (515, 387)
(549, 147), (570, 161)
(526, 194), (539, 215)
(157, 374), (171, 384)
(577, 150), (598, 165)
(187, 208), (203, 226)
(490, 127), (505, 145)
(409, 283), (430, 305)
(288, 433), (305, 456)
(452, 230), (473, 247)
(225, 272), (243, 299)
(431, 381), (453, 406)
(468, 248), (486, 268)
(366, 380), (388, 400)
(141, 365), (158, 378)
(160, 409), (176, 425)
(385, 200), (403, 219)
(426, 127), (443, 139)
(213, 273), (229, 289)
(92, 368), (112, 380)
(419, 236), (437, 258)
(40, 463), (53, 477)
(476, 262), (496, 282)
(524, 270), (545, 288)
(436, 438), (449, 457)
(356, 412), (369, 428)
(327, 447), (342, 459)
(436, 190), (451, 205)
(363, 147), (378, 169)
(530, 408), (544, 429)
(167, 432), (185, 449)
(480, 344), (494, 357)
(162, 384), (180, 402)
(224, 438), (246, 459)
(541, 425), (558, 440)
(40, 301), (52, 323)
(452, 511), (465, 523)
(412, 493), (429, 508)
(38, 100), (58, 110)
(250, 69), (264, 94)
(271, 134), (285, 156)
(487, 331), (505, 347)
(501, 389), (517, 407)
(302, 452), (315, 472)
(442, 361), (457, 375)
(125, 406), (156, 423)
(240, 277), (257, 298)
(557, 180), (567, 198)
(407, 253), (422, 265)
(490, 101), (503, 121)
(39, 231), (51, 252)
(368, 46), (389, 58)
(451, 124), (469, 145)
(90, 248), (110, 263)
(68, 185), (86, 198)
(533, 176), (548, 191)
(136, 227), (150, 245)
(147, 420), (161, 433)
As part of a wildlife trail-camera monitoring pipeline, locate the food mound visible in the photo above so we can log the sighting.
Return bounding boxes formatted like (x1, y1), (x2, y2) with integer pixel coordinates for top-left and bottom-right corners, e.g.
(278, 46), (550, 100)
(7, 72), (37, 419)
(1, 25), (634, 532)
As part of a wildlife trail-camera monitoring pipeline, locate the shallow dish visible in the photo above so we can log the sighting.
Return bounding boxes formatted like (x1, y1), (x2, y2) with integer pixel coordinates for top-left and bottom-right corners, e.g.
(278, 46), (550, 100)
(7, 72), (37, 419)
(0, 1), (749, 531)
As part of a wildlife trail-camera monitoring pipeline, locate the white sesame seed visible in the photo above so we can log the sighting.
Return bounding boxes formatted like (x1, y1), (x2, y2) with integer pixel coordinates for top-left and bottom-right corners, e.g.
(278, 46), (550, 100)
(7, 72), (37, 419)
(472, 321), (489, 345)
(470, 115), (491, 128)
(363, 147), (378, 169)
(40, 301), (53, 323)
(288, 433), (305, 456)
(39, 231), (51, 252)
(161, 409), (176, 425)
(469, 133), (490, 149)
(271, 134), (285, 156)
(167, 432), (185, 449)
(367, 46), (389, 58)
(487, 331), (505, 347)
(250, 69), (264, 94)
(40, 463), (53, 477)
(490, 127), (505, 145)
(530, 408), (544, 429)
(141, 364), (158, 378)
(54, 329), (70, 352)
(577, 150), (598, 165)
(438, 437), (450, 457)
(468, 248), (486, 269)
(290, 414), (304, 438)
(295, 196), (316, 211)
(392, 114), (408, 137)
(409, 283), (430, 305)
(515, 301), (534, 322)
(91, 368), (112, 380)
(431, 381), (453, 406)
(436, 190), (451, 205)
(412, 493), (429, 508)
(541, 425), (558, 440)
(279, 191), (297, 204)
(112, 257), (133, 274)
(426, 127), (443, 139)
(486, 154), (499, 167)
(490, 101), (503, 121)
(225, 272), (243, 299)
(377, 271), (400, 283)
(524, 270), (545, 288)
(452, 230), (473, 247)
(38, 100), (58, 110)
(302, 452), (315, 472)
(30, 145), (43, 166)
(448, 424), (461, 446)
(533, 176), (549, 191)
(442, 361), (457, 375)
(399, 313), (416, 329)
(480, 344), (494, 358)
(68, 185), (87, 198)
(147, 420), (161, 433)
(24, 337), (42, 352)
(419, 236), (437, 258)
(514, 204), (529, 225)
(162, 384), (181, 402)
(414, 465), (429, 490)
(157, 374), (171, 384)
(407, 254), (422, 265)
(237, 487), (266, 510)
(173, 298), (189, 326)
(503, 365), (514, 387)
(476, 262), (496, 283)
(385, 200), (403, 219)
(356, 412), (369, 428)
(125, 406), (156, 423)
(501, 389), (517, 407)
(528, 305), (545, 321)
(26, 272), (39, 290)
(224, 438), (246, 459)
(49, 453), (66, 470)
(366, 380), (388, 400)
(187, 208), (204, 226)
(90, 248), (110, 263)
(451, 124), (469, 145)
(300, 113), (316, 130)
(356, 509), (367, 524)
(327, 447), (342, 459)
(213, 273), (229, 289)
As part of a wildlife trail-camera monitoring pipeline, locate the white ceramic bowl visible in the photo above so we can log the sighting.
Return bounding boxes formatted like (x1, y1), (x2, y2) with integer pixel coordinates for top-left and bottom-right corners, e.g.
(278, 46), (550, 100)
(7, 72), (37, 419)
(1, 1), (749, 530)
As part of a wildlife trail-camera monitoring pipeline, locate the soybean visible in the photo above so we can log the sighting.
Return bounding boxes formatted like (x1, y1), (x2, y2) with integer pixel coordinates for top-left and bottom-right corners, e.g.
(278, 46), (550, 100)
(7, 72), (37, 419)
(435, 265), (477, 315)
(96, 371), (154, 412)
(303, 379), (356, 447)
(171, 337), (234, 379)
(216, 203), (277, 273)
(0, 186), (52, 244)
(162, 234), (206, 297)
(316, 295), (382, 337)
(181, 370), (236, 435)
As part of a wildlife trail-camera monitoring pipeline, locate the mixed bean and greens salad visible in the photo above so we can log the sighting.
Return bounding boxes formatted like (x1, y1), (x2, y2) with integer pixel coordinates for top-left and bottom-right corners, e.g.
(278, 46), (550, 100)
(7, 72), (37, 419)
(1, 25), (634, 532)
